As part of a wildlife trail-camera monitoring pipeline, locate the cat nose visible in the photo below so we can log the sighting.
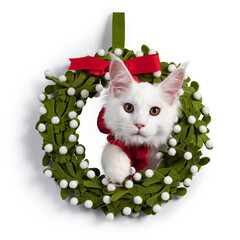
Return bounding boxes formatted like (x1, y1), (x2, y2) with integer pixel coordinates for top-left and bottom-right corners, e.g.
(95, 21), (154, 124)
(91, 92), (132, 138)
(135, 123), (145, 129)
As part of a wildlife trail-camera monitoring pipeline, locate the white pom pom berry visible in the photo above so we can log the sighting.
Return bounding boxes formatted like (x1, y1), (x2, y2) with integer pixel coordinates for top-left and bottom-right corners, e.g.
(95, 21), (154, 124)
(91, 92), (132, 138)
(44, 69), (52, 77)
(44, 144), (53, 153)
(161, 192), (170, 201)
(60, 179), (68, 189)
(44, 169), (52, 178)
(168, 64), (176, 72)
(188, 115), (196, 124)
(133, 196), (143, 205)
(145, 169), (154, 178)
(67, 87), (75, 96)
(87, 170), (95, 179)
(164, 176), (173, 185)
(69, 180), (78, 189)
(84, 200), (93, 208)
(184, 151), (192, 160)
(51, 116), (60, 124)
(168, 148), (176, 156)
(70, 197), (78, 206)
(38, 123), (46, 132)
(58, 75), (67, 82)
(133, 172), (142, 181)
(125, 180), (133, 189)
(80, 161), (88, 169)
(114, 48), (122, 56)
(81, 89), (89, 98)
(123, 207), (132, 215)
(153, 204), (161, 213)
(59, 146), (68, 155)
(135, 51), (144, 57)
(173, 125), (181, 133)
(97, 49), (105, 57)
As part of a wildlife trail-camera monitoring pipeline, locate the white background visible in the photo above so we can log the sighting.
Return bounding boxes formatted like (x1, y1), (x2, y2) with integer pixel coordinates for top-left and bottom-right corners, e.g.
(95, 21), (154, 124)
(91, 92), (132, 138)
(1, 0), (239, 239)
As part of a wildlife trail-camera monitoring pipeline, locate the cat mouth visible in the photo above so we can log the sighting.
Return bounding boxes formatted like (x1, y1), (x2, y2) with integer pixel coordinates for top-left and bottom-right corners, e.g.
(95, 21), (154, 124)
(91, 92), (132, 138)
(132, 132), (145, 137)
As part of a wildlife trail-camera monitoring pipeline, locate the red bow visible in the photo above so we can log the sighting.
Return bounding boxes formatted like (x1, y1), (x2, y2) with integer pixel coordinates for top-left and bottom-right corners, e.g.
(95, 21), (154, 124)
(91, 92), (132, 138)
(68, 54), (161, 76)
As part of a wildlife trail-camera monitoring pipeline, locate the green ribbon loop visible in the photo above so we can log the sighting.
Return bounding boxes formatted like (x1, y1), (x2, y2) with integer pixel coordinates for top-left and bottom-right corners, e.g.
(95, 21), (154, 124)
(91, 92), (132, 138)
(112, 12), (125, 50)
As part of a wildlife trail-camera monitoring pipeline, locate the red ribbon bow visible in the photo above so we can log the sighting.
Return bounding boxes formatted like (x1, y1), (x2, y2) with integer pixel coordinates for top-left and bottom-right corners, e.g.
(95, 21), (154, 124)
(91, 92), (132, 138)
(68, 54), (161, 76)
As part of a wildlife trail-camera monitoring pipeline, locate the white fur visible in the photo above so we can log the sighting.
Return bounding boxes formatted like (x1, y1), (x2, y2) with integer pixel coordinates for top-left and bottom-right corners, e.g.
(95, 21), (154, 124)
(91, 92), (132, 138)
(101, 54), (186, 183)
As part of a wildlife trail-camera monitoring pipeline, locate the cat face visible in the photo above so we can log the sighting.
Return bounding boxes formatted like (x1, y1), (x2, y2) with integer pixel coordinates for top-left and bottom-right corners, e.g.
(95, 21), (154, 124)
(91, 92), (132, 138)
(104, 54), (186, 147)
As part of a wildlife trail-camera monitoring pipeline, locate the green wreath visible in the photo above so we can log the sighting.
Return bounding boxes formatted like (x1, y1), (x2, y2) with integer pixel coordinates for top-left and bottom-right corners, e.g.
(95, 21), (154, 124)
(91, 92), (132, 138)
(35, 13), (212, 220)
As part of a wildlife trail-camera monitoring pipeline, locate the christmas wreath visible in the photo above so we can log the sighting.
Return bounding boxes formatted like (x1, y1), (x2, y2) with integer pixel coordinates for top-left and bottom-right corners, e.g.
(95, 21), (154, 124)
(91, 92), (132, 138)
(36, 13), (212, 220)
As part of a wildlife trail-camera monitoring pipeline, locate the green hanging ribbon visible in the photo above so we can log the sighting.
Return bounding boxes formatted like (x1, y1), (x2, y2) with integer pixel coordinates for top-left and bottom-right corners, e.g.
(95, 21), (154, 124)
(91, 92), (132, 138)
(112, 12), (125, 50)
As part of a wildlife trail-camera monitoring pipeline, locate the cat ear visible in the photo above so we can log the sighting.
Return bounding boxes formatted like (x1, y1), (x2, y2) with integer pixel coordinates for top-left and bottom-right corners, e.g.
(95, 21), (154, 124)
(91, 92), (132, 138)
(109, 53), (134, 97)
(159, 62), (188, 105)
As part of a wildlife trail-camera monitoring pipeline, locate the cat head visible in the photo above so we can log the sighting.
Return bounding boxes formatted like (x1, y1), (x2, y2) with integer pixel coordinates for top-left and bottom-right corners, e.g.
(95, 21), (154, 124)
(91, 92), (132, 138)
(103, 54), (187, 147)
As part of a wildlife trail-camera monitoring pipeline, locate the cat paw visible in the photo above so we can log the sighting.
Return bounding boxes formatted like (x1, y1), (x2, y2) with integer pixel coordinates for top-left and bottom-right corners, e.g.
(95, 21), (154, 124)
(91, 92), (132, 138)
(102, 144), (131, 184)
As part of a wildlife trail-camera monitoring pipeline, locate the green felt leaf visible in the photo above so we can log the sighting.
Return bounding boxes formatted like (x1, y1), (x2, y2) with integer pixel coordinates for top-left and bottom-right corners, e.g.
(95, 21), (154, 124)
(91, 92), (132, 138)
(66, 162), (76, 177)
(141, 45), (150, 55)
(45, 85), (55, 94)
(65, 71), (74, 83)
(198, 157), (210, 166)
(191, 81), (199, 91)
(174, 188), (187, 196)
(60, 188), (68, 200)
(42, 154), (51, 166)
(111, 189), (129, 201)
(83, 180), (102, 190)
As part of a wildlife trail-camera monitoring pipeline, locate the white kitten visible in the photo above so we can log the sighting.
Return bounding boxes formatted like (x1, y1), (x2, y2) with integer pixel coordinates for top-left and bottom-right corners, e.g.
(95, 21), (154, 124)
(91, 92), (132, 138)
(100, 54), (186, 183)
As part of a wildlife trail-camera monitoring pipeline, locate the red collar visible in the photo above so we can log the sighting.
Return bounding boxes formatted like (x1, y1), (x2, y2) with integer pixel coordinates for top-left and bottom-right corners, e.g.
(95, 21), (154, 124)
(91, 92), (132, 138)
(97, 107), (150, 172)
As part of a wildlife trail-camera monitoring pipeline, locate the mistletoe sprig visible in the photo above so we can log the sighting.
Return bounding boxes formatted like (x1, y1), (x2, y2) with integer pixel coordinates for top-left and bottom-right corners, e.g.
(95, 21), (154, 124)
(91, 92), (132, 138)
(36, 45), (212, 220)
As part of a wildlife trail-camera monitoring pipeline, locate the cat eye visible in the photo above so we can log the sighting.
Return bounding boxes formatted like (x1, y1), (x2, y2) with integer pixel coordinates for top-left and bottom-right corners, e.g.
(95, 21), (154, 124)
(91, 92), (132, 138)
(150, 107), (161, 116)
(124, 103), (134, 113)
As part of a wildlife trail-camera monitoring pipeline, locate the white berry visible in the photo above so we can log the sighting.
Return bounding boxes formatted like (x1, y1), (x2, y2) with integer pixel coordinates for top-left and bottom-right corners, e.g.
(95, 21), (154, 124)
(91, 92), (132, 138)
(67, 87), (75, 96)
(145, 169), (154, 178)
(168, 64), (176, 72)
(130, 167), (136, 175)
(173, 125), (181, 133)
(69, 119), (78, 128)
(97, 49), (105, 57)
(114, 48), (122, 56)
(38, 123), (46, 132)
(38, 93), (46, 101)
(59, 146), (68, 155)
(153, 70), (161, 78)
(168, 148), (176, 156)
(103, 195), (111, 204)
(148, 49), (156, 55)
(84, 200), (93, 208)
(101, 177), (109, 185)
(161, 192), (170, 201)
(190, 165), (198, 173)
(68, 111), (77, 119)
(70, 197), (78, 206)
(193, 91), (202, 100)
(123, 207), (132, 215)
(68, 134), (77, 142)
(60, 179), (68, 188)
(156, 152), (163, 160)
(44, 169), (52, 178)
(51, 116), (60, 124)
(184, 151), (192, 160)
(153, 204), (161, 213)
(58, 75), (67, 82)
(179, 88), (184, 96)
(39, 106), (47, 115)
(76, 100), (85, 108)
(105, 213), (114, 221)
(164, 176), (173, 185)
(168, 138), (177, 147)
(107, 183), (116, 192)
(76, 146), (84, 155)
(81, 89), (89, 98)
(104, 72), (110, 80)
(205, 140), (213, 149)
(87, 170), (95, 179)
(131, 212), (140, 218)
(199, 125), (207, 133)
(133, 172), (142, 181)
(183, 178), (192, 187)
(44, 69), (52, 77)
(125, 180), (133, 189)
(202, 107), (210, 115)
(69, 180), (78, 189)
(135, 51), (143, 57)
(133, 196), (143, 205)
(80, 161), (88, 169)
(95, 84), (104, 93)
(188, 115), (196, 124)
(44, 144), (53, 153)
